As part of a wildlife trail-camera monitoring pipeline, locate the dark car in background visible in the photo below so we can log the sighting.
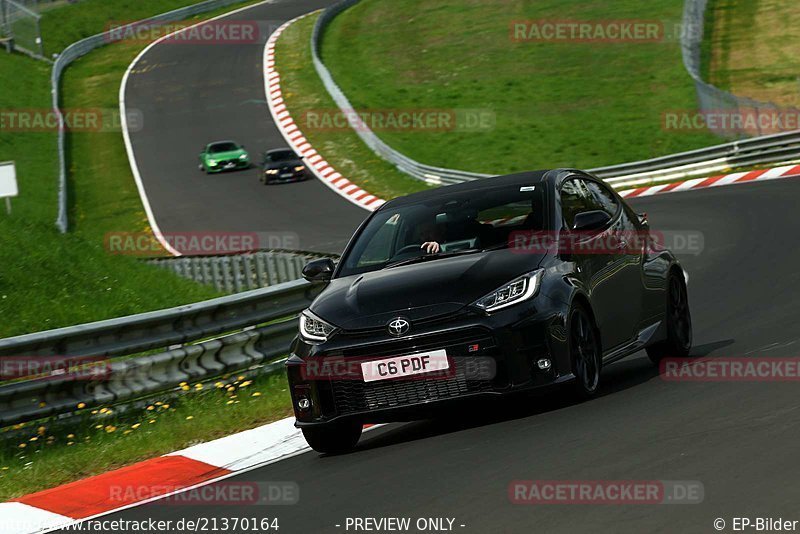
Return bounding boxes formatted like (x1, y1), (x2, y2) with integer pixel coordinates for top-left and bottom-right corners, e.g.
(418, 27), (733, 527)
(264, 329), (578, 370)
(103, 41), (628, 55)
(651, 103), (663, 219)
(259, 148), (308, 184)
(287, 169), (692, 454)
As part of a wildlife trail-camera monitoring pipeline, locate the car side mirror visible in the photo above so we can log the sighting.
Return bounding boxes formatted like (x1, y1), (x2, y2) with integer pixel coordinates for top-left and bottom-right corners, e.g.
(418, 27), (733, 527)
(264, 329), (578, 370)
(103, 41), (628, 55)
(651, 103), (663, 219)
(572, 210), (611, 232)
(302, 258), (335, 282)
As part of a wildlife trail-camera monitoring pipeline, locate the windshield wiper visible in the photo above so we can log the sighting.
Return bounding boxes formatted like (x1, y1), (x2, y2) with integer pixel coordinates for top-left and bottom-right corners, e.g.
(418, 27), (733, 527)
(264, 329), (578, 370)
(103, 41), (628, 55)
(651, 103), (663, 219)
(385, 248), (481, 269)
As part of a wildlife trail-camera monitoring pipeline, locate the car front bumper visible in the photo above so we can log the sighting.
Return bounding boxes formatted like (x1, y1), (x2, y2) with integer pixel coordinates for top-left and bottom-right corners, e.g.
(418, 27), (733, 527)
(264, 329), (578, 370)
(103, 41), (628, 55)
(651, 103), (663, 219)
(206, 160), (249, 172)
(286, 298), (572, 428)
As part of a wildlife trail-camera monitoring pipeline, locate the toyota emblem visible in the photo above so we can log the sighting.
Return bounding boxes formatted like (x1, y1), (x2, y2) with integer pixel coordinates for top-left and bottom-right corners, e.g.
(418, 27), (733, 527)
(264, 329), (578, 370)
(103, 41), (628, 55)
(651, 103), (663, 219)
(387, 317), (411, 336)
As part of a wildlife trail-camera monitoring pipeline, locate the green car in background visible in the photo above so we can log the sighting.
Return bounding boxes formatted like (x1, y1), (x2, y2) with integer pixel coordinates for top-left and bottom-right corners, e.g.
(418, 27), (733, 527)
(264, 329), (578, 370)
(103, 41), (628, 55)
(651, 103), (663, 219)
(198, 140), (250, 173)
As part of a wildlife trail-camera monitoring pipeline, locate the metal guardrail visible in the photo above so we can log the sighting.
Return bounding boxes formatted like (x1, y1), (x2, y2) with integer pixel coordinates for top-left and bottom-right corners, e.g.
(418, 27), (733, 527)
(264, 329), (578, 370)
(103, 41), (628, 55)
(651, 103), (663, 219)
(0, 279), (319, 427)
(311, 0), (800, 188)
(52, 0), (247, 232)
(148, 251), (335, 293)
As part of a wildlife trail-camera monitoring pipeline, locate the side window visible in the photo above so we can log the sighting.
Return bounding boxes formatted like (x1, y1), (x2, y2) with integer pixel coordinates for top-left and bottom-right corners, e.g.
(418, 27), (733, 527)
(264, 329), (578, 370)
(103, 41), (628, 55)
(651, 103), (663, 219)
(585, 181), (619, 217)
(560, 179), (593, 229)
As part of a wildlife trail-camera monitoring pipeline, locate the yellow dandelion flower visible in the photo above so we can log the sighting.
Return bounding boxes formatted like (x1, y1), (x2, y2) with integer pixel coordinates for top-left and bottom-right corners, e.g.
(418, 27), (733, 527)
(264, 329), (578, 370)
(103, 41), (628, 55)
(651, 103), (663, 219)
(226, 400), (235, 405)
(185, 416), (194, 420)
(29, 437), (38, 442)
(155, 401), (163, 406)
(149, 419), (156, 424)
(131, 424), (140, 430)
(239, 381), (252, 388)
(37, 426), (46, 436)
(215, 382), (224, 388)
(95, 424), (103, 429)
(237, 376), (245, 381)
(19, 443), (26, 448)
(146, 405), (155, 411)
(67, 434), (75, 439)
(252, 392), (262, 397)
(105, 426), (117, 433)
(162, 404), (170, 409)
(181, 385), (190, 391)
(77, 403), (86, 409)
(38, 402), (47, 408)
(194, 384), (203, 390)
(179, 382), (188, 387)
(67, 442), (74, 446)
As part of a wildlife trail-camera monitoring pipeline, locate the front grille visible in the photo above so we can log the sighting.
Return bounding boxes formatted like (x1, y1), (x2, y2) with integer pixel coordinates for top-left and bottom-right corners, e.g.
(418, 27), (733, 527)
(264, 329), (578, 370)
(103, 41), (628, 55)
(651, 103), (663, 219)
(328, 328), (501, 415)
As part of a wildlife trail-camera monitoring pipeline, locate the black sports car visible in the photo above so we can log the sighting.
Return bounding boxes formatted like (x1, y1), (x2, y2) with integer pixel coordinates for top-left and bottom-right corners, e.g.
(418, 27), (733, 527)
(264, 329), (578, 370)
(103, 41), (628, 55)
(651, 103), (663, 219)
(288, 169), (692, 453)
(259, 148), (308, 184)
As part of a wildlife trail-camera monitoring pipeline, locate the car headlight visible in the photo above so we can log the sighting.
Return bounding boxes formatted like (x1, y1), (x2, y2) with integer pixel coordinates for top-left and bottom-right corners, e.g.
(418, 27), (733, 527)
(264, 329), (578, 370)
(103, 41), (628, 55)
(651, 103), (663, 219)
(294, 165), (305, 172)
(472, 270), (543, 313)
(265, 169), (279, 175)
(299, 310), (337, 342)
(239, 154), (248, 160)
(208, 159), (218, 166)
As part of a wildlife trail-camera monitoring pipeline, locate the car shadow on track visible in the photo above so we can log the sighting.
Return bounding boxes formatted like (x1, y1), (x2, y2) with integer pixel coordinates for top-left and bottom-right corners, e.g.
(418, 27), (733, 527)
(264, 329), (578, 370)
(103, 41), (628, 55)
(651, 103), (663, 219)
(354, 340), (734, 454)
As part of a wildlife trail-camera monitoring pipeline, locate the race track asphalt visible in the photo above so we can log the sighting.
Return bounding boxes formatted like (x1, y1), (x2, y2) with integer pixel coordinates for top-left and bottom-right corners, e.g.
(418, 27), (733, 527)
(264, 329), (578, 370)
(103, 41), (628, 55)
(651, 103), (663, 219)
(123, 0), (368, 255)
(60, 177), (800, 533)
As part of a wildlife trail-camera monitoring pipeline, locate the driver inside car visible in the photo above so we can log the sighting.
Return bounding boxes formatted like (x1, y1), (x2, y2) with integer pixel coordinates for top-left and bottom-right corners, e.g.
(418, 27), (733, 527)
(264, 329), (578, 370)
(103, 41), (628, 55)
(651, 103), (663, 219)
(421, 208), (499, 254)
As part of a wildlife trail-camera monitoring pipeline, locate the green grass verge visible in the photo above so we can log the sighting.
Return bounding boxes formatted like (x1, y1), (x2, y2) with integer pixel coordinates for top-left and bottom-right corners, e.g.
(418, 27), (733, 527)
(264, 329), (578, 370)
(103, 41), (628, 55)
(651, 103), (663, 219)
(318, 0), (721, 175)
(40, 0), (245, 56)
(704, 0), (800, 108)
(0, 372), (293, 500)
(0, 1), (278, 337)
(276, 13), (429, 200)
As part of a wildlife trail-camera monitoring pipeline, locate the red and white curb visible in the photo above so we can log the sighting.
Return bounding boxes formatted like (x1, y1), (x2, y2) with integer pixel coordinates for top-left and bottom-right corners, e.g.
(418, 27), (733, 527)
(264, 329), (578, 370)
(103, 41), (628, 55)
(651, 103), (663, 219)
(617, 164), (800, 199)
(264, 15), (385, 212)
(1, 418), (379, 533)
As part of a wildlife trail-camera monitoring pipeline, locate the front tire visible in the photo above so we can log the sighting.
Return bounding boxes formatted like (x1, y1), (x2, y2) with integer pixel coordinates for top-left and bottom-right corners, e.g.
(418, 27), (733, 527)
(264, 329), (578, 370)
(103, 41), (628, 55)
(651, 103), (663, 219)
(647, 271), (692, 364)
(569, 304), (602, 399)
(302, 422), (362, 455)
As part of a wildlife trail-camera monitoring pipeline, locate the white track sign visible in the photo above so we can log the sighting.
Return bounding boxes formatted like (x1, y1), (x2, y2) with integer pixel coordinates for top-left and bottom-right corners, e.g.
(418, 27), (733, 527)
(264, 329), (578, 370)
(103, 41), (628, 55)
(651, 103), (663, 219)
(0, 161), (18, 214)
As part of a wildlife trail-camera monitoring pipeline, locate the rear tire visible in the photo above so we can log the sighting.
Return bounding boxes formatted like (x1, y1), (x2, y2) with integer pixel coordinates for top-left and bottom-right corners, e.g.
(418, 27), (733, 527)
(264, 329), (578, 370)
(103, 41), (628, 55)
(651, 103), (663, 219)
(569, 304), (602, 399)
(647, 271), (692, 365)
(302, 422), (362, 455)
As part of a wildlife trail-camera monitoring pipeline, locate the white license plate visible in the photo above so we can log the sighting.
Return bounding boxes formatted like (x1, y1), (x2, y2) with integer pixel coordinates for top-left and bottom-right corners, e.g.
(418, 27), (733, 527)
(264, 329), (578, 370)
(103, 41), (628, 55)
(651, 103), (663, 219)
(280, 173), (292, 178)
(224, 163), (236, 169)
(361, 349), (449, 383)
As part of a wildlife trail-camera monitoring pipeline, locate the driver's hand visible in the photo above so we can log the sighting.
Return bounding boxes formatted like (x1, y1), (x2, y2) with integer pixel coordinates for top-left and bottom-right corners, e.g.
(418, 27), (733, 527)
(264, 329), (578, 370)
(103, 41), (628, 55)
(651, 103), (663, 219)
(421, 241), (440, 254)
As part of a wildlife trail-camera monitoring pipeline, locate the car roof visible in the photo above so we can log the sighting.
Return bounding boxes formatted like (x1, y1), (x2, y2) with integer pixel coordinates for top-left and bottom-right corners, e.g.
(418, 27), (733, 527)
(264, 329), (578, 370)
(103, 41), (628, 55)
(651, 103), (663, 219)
(379, 169), (573, 209)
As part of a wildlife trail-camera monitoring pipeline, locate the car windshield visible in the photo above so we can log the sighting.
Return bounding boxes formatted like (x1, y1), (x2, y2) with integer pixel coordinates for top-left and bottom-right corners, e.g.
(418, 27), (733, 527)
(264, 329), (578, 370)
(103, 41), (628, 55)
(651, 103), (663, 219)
(208, 142), (239, 153)
(266, 150), (298, 162)
(339, 184), (547, 277)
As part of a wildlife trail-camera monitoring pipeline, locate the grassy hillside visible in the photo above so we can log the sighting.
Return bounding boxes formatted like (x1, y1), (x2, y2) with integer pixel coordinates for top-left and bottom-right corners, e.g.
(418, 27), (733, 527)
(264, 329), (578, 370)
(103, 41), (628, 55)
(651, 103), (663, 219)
(321, 0), (721, 174)
(704, 0), (800, 108)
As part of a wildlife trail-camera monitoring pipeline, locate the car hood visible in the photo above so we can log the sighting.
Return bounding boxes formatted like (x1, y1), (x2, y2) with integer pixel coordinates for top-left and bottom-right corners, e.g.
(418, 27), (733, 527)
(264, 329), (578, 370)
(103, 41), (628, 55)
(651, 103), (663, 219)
(311, 250), (547, 330)
(206, 149), (246, 160)
(263, 159), (303, 169)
